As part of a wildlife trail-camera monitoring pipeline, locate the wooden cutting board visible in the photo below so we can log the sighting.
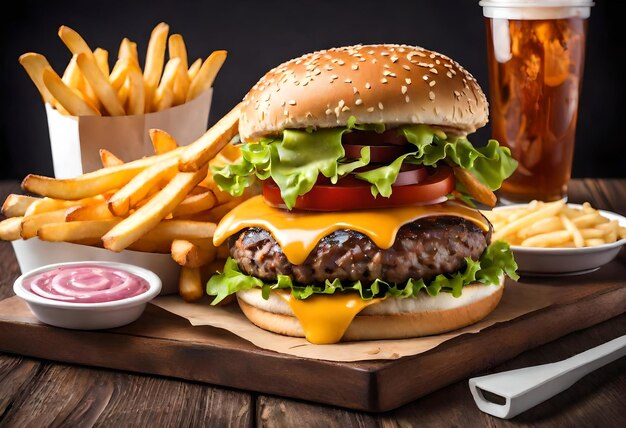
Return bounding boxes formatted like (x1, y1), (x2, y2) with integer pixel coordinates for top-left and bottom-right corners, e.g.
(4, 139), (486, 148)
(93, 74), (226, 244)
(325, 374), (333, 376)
(0, 255), (625, 412)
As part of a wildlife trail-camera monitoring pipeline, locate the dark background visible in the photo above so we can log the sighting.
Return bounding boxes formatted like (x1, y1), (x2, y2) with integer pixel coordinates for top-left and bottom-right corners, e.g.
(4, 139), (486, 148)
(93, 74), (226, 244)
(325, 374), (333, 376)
(1, 0), (623, 179)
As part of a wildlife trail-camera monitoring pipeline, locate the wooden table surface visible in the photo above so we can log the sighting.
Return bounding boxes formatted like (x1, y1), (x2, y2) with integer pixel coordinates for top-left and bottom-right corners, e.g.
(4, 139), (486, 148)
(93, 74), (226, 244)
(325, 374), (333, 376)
(1, 179), (625, 427)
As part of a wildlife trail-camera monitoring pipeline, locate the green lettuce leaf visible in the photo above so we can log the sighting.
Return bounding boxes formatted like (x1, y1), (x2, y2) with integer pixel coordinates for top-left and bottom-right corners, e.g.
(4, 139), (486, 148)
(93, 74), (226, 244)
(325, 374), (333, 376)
(206, 241), (518, 305)
(211, 120), (518, 208)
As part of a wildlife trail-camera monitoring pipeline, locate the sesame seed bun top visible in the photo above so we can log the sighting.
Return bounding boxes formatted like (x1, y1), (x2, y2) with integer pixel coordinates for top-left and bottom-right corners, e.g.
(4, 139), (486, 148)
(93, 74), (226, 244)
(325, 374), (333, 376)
(239, 44), (489, 141)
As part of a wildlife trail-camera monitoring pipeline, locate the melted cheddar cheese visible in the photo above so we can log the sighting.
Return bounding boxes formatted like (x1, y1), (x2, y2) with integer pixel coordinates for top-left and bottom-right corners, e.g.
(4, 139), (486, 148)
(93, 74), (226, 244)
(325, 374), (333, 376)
(213, 195), (489, 265)
(276, 290), (380, 344)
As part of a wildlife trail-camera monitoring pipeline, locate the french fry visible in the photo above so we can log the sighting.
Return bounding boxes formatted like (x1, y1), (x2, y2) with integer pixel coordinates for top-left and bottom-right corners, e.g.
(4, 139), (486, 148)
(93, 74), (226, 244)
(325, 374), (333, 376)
(585, 238), (606, 247)
(76, 52), (125, 116)
(43, 68), (100, 116)
(143, 22), (170, 110)
(178, 267), (204, 302)
(118, 38), (138, 64)
(109, 58), (130, 91)
(117, 79), (130, 106)
(179, 103), (241, 171)
(168, 34), (188, 70)
(154, 57), (181, 111)
(154, 87), (174, 111)
(38, 219), (120, 243)
(171, 239), (217, 268)
(172, 63), (190, 106)
(62, 55), (83, 90)
(18, 53), (55, 105)
(517, 217), (562, 239)
(108, 157), (179, 216)
(22, 148), (183, 199)
(572, 213), (608, 228)
(187, 50), (227, 101)
(94, 48), (110, 77)
(453, 167), (496, 208)
(24, 196), (102, 216)
(20, 209), (68, 239)
(125, 60), (145, 115)
(560, 214), (584, 248)
(102, 165), (208, 252)
(171, 190), (217, 218)
(2, 195), (38, 217)
(150, 129), (178, 155)
(65, 202), (115, 222)
(521, 230), (572, 248)
(99, 149), (124, 167)
(0, 217), (23, 241)
(188, 58), (202, 81)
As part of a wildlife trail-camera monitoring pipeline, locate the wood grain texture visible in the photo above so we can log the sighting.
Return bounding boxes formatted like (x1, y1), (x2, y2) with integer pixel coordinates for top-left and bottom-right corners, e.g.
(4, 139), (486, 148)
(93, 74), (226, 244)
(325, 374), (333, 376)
(1, 179), (625, 425)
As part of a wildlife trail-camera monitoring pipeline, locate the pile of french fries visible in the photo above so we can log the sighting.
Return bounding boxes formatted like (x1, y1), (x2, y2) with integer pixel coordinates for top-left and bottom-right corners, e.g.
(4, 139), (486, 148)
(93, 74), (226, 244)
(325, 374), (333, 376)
(20, 23), (226, 116)
(0, 104), (247, 302)
(483, 200), (626, 248)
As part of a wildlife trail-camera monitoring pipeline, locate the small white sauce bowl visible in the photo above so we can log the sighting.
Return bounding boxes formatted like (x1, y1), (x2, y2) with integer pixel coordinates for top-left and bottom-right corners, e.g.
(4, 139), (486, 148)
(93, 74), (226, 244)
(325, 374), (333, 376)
(13, 261), (162, 330)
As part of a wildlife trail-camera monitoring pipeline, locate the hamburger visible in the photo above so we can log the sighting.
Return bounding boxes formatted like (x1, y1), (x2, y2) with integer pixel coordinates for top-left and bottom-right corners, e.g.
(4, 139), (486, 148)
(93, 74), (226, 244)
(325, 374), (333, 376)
(207, 44), (519, 344)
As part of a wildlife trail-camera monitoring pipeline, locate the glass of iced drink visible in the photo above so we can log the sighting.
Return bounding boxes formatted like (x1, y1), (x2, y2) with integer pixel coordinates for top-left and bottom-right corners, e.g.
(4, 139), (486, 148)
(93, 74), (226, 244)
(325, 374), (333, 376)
(480, 0), (593, 203)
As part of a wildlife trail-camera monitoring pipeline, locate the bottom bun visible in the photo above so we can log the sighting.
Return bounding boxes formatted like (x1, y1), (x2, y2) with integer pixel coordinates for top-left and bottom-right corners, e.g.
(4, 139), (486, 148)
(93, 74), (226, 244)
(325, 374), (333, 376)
(236, 278), (504, 342)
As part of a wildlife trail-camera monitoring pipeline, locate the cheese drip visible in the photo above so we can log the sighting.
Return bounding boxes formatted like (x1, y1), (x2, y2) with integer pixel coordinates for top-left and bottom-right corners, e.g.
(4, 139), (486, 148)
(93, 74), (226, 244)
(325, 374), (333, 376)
(213, 195), (489, 265)
(276, 290), (380, 344)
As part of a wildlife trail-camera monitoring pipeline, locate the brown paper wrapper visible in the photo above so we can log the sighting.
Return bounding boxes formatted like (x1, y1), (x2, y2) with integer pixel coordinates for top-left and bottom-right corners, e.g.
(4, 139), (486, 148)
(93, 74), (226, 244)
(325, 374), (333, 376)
(45, 89), (212, 178)
(151, 280), (565, 362)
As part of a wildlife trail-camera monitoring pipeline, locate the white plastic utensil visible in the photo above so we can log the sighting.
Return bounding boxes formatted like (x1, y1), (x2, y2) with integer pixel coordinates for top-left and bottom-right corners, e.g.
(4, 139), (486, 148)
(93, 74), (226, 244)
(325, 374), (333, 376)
(469, 335), (626, 419)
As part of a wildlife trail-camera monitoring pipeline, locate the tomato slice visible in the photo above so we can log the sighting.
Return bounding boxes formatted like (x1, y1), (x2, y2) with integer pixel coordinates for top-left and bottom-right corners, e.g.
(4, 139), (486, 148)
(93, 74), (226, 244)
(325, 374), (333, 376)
(263, 166), (455, 211)
(343, 143), (415, 163)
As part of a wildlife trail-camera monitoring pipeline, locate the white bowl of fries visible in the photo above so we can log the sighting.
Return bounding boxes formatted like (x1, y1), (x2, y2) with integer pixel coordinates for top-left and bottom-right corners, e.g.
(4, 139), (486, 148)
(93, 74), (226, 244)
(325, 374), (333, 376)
(485, 201), (626, 275)
(19, 23), (226, 178)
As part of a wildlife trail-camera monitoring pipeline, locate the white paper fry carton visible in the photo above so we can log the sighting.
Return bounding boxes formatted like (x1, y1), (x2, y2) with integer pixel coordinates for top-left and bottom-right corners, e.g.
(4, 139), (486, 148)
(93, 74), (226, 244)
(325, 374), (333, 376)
(45, 89), (212, 178)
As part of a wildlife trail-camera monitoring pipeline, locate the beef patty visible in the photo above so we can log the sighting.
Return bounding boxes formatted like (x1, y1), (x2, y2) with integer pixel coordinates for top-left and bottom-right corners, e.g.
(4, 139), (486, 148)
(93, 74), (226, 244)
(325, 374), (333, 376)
(229, 216), (491, 285)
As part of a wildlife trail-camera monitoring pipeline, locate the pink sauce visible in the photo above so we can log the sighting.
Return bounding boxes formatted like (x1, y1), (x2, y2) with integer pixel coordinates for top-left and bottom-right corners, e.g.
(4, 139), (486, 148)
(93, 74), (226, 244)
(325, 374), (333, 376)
(24, 264), (149, 303)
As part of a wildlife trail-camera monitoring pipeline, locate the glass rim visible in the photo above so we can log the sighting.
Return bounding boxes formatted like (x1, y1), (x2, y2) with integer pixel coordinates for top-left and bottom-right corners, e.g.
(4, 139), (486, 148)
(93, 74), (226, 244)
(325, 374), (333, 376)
(479, 0), (594, 7)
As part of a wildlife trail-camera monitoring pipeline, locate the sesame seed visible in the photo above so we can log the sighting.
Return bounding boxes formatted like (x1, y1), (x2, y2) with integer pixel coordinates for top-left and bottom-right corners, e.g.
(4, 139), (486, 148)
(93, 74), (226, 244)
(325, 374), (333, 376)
(405, 78), (412, 84)
(446, 71), (453, 78)
(367, 107), (375, 112)
(454, 90), (461, 98)
(429, 91), (435, 100)
(401, 85), (408, 94)
(418, 62), (432, 68)
(368, 50), (375, 54)
(378, 102), (384, 110)
(352, 64), (359, 70)
(288, 100), (296, 105)
(429, 80), (436, 87)
(383, 70), (392, 76)
(325, 108), (333, 115)
(405, 95), (410, 103)
(314, 69), (321, 75)
(429, 53), (436, 59)
(390, 55), (398, 63)
(337, 59), (345, 65)
(342, 106), (350, 112)
(353, 87), (358, 94)
(381, 51), (389, 56)
(365, 82), (371, 89)
(388, 72), (397, 78)
(344, 78), (352, 83)
(284, 109), (288, 116)
(355, 99), (363, 106)
(381, 78), (388, 84)
(384, 64), (390, 69)
(359, 57), (366, 62)
(402, 64), (411, 71)
(372, 58), (377, 64)
(416, 51), (427, 57)
(325, 65), (333, 71)
(430, 68), (438, 74)
(435, 59), (441, 64)
(423, 75), (429, 81)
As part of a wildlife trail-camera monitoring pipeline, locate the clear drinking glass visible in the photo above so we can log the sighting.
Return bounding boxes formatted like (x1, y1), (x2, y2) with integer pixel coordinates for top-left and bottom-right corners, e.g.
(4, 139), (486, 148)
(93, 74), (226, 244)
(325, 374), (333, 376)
(480, 0), (594, 203)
